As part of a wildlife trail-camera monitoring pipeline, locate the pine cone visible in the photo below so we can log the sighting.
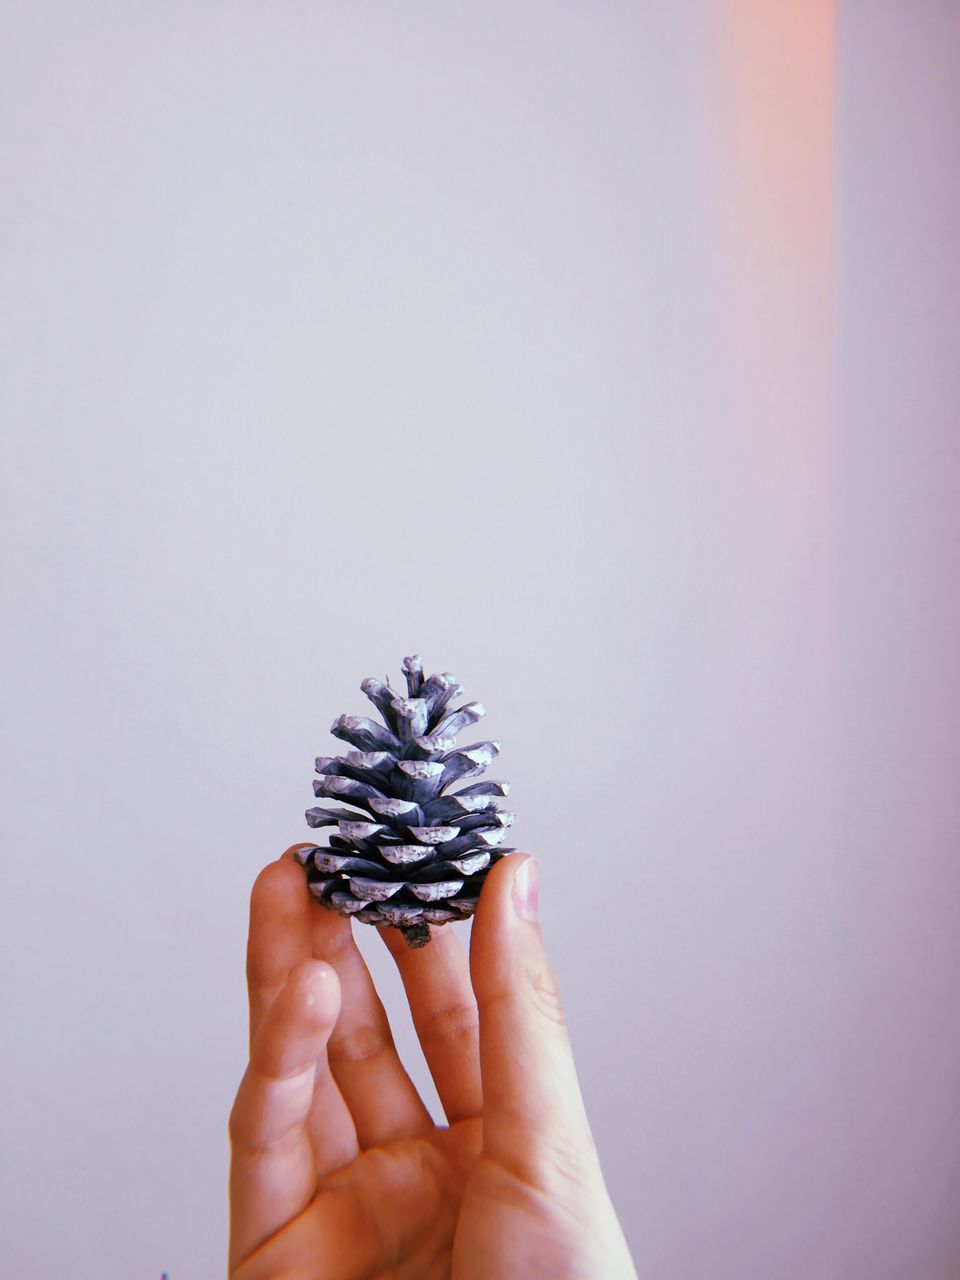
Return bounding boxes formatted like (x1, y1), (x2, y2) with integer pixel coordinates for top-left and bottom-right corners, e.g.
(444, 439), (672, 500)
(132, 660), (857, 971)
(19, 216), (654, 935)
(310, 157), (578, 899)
(294, 654), (515, 948)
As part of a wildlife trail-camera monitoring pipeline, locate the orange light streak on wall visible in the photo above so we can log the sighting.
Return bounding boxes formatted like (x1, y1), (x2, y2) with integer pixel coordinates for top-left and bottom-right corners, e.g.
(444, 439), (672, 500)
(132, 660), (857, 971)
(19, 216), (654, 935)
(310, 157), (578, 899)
(718, 0), (836, 476)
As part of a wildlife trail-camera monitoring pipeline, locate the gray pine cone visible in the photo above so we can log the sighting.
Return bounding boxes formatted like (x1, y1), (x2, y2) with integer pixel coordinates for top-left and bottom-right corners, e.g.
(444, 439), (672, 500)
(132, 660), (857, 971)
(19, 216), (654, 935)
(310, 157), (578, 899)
(294, 654), (515, 948)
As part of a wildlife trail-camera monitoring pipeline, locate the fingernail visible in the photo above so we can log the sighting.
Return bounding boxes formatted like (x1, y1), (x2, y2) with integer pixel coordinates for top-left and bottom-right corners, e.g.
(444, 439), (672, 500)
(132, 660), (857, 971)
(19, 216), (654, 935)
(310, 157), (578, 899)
(512, 856), (539, 922)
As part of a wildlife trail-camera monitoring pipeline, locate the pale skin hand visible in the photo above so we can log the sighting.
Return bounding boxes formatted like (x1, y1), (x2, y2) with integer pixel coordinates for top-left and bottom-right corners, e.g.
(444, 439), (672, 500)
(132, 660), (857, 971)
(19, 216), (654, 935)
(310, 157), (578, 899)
(228, 846), (637, 1280)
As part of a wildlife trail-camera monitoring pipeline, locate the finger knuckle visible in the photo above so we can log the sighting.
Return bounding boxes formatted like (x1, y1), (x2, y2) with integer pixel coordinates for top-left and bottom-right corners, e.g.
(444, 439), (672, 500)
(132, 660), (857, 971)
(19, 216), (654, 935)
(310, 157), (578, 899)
(525, 961), (566, 1027)
(418, 999), (480, 1052)
(530, 1128), (604, 1203)
(327, 1018), (395, 1068)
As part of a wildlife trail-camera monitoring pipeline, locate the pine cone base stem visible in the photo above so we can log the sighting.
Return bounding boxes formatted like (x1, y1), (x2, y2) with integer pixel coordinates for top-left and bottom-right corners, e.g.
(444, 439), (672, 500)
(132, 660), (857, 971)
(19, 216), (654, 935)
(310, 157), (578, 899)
(401, 923), (432, 949)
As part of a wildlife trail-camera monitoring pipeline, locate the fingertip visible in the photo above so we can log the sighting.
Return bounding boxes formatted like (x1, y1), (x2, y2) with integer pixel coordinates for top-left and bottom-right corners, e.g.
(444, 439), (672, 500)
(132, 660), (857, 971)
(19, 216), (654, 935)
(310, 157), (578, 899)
(470, 852), (539, 989)
(512, 855), (539, 922)
(252, 849), (308, 911)
(289, 956), (337, 989)
(287, 958), (341, 1022)
(473, 852), (535, 931)
(492, 850), (534, 891)
(260, 847), (311, 888)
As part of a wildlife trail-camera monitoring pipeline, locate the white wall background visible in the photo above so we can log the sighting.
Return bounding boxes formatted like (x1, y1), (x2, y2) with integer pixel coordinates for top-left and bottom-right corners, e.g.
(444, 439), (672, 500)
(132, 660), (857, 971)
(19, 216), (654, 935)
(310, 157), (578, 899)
(1, 4), (957, 1278)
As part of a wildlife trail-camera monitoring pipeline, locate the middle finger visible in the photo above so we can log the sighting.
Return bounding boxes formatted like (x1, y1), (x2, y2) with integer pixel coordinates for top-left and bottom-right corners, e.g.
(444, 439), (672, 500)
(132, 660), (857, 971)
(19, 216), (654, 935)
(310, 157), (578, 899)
(379, 922), (482, 1125)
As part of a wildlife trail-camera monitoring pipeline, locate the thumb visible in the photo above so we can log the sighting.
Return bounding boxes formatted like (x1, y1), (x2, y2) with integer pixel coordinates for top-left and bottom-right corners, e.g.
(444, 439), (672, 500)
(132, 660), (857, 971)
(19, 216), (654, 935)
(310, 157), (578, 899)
(469, 852), (602, 1192)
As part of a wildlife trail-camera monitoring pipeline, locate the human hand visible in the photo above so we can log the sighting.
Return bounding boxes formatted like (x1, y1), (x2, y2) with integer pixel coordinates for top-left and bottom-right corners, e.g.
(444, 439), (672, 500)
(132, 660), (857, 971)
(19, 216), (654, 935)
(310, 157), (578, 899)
(228, 845), (637, 1279)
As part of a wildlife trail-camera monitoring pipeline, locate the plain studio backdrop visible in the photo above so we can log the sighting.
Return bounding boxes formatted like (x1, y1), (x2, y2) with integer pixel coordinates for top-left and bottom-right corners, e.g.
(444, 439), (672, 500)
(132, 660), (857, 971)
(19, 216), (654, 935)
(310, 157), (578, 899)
(1, 4), (958, 1278)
